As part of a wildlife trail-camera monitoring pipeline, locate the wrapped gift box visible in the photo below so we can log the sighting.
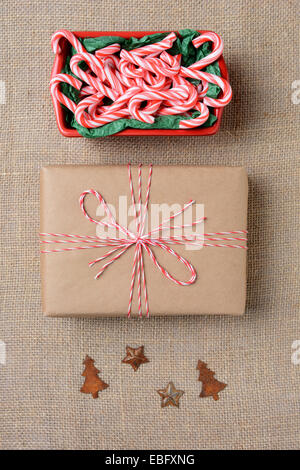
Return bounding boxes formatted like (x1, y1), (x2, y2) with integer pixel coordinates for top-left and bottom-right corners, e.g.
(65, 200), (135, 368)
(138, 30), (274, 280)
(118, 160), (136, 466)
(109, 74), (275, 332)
(40, 165), (248, 317)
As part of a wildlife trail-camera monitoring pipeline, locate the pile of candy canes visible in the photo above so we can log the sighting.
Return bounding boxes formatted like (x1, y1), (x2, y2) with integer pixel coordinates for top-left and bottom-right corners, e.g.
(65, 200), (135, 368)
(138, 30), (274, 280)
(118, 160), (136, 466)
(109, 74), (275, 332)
(50, 30), (232, 130)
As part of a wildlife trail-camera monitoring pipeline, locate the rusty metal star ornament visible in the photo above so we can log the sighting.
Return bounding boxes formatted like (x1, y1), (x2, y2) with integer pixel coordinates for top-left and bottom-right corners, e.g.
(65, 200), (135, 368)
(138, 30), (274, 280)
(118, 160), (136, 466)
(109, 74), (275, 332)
(122, 345), (149, 371)
(157, 381), (184, 408)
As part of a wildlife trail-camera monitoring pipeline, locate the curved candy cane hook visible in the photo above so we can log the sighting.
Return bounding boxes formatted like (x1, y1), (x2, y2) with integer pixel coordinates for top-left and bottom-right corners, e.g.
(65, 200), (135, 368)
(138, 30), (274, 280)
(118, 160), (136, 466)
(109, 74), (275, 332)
(51, 29), (86, 55)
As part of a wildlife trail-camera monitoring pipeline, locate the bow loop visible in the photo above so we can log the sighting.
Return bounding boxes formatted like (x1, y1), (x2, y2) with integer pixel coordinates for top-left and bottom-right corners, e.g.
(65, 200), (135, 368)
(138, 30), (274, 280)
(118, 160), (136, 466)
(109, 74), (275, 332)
(142, 241), (197, 286)
(79, 189), (135, 240)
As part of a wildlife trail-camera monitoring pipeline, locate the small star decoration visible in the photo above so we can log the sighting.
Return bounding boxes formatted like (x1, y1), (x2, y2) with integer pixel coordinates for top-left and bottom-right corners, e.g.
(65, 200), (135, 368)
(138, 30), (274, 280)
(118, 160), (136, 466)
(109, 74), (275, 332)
(122, 345), (149, 371)
(157, 381), (184, 408)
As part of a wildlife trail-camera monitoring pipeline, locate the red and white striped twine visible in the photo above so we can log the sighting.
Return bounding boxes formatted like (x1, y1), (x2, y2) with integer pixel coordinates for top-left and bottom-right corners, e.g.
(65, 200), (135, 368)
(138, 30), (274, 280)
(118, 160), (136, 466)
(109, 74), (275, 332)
(40, 165), (248, 318)
(50, 30), (232, 130)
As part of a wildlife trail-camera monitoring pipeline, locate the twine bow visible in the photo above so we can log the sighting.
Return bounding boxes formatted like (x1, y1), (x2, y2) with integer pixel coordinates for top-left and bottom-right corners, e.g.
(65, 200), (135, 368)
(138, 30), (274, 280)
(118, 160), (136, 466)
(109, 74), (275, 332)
(40, 164), (247, 317)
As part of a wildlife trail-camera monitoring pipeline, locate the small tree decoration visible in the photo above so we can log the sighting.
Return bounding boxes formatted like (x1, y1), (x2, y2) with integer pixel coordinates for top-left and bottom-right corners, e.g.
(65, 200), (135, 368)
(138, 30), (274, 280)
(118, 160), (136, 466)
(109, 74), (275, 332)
(197, 360), (227, 401)
(80, 355), (109, 399)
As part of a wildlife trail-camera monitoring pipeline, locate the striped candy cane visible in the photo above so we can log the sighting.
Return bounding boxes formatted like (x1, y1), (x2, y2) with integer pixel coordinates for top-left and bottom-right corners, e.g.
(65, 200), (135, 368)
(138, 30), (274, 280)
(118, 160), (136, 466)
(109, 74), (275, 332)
(51, 29), (86, 55)
(190, 32), (224, 70)
(158, 77), (198, 115)
(70, 53), (107, 88)
(75, 93), (130, 128)
(180, 67), (232, 108)
(94, 43), (121, 57)
(120, 49), (180, 77)
(128, 87), (189, 123)
(130, 32), (177, 56)
(179, 101), (210, 129)
(50, 73), (82, 113)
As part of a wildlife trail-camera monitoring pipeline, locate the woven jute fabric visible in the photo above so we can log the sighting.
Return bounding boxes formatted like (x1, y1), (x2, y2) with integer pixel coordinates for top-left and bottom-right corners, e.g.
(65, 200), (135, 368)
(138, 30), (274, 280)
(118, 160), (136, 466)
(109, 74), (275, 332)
(0, 0), (299, 450)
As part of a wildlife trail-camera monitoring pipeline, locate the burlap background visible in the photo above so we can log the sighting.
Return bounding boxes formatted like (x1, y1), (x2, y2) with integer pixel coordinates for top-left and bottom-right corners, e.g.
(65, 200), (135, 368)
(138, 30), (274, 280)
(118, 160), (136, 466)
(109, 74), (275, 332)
(0, 0), (299, 450)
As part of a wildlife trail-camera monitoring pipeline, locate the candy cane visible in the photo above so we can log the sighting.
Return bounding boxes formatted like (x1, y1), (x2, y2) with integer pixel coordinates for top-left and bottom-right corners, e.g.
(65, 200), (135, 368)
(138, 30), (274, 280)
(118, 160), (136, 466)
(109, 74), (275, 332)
(70, 53), (120, 102)
(51, 29), (86, 54)
(50, 73), (82, 113)
(88, 87), (141, 119)
(75, 92), (131, 128)
(190, 32), (224, 70)
(197, 81), (209, 98)
(180, 67), (232, 107)
(128, 87), (189, 123)
(179, 101), (210, 129)
(94, 43), (121, 57)
(158, 77), (198, 115)
(120, 49), (180, 77)
(130, 32), (177, 56)
(135, 74), (169, 91)
(103, 57), (126, 95)
(119, 58), (145, 79)
(70, 52), (106, 87)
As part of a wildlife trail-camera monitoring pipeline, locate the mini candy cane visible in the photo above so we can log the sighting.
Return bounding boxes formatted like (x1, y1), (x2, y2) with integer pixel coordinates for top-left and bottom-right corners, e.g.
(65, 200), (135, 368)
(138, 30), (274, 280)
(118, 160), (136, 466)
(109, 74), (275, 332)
(130, 32), (177, 56)
(95, 43), (121, 57)
(197, 81), (209, 98)
(89, 87), (141, 117)
(103, 57), (126, 95)
(76, 102), (130, 128)
(158, 77), (198, 115)
(51, 29), (86, 54)
(128, 87), (189, 123)
(180, 67), (232, 108)
(83, 86), (161, 128)
(50, 73), (82, 113)
(190, 32), (224, 70)
(179, 101), (210, 129)
(120, 49), (180, 77)
(70, 53), (106, 87)
(70, 53), (120, 102)
(119, 58), (145, 79)
(74, 89), (139, 128)
(40, 165), (247, 317)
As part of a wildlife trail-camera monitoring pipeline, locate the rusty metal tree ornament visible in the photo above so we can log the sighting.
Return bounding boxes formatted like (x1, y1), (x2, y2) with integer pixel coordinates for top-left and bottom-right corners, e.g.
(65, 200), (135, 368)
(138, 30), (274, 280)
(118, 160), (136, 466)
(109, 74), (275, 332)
(197, 360), (227, 401)
(80, 355), (109, 399)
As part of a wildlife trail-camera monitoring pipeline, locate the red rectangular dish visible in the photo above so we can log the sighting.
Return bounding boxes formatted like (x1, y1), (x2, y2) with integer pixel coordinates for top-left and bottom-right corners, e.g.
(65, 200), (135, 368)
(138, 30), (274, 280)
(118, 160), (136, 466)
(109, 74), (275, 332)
(51, 30), (229, 137)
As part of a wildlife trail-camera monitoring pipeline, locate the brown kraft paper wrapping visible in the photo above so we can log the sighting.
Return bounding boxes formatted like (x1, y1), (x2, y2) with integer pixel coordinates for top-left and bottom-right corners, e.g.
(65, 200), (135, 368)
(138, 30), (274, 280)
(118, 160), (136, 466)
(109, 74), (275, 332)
(40, 165), (248, 317)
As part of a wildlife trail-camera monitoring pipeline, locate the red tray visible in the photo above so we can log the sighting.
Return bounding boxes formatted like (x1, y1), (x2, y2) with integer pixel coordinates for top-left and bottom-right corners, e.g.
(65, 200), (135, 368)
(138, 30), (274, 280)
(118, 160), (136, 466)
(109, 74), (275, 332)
(51, 30), (229, 137)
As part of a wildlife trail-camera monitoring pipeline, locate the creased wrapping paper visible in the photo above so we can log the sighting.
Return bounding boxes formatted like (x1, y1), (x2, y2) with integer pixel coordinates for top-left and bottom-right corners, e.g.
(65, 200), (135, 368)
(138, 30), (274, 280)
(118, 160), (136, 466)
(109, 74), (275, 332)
(40, 165), (247, 317)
